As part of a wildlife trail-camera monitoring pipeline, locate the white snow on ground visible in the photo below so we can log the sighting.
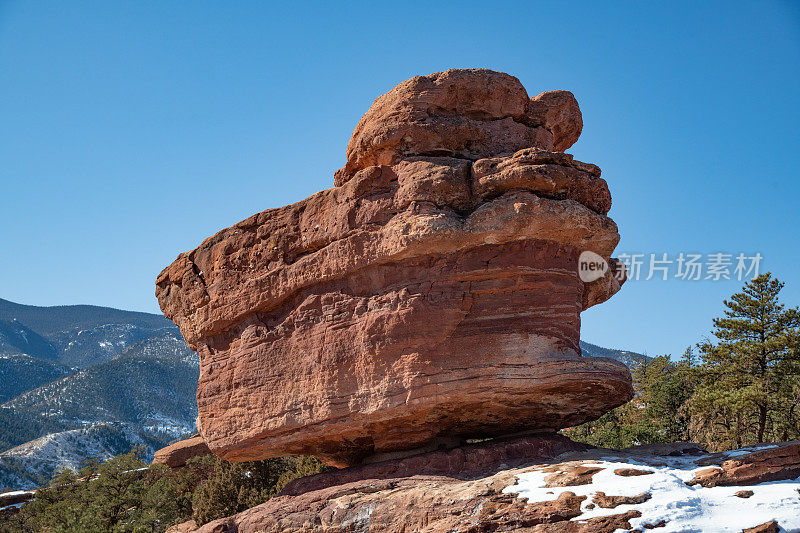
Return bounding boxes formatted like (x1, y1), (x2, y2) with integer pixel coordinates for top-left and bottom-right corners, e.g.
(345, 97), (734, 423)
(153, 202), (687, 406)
(724, 444), (778, 457)
(0, 490), (34, 498)
(505, 456), (800, 532)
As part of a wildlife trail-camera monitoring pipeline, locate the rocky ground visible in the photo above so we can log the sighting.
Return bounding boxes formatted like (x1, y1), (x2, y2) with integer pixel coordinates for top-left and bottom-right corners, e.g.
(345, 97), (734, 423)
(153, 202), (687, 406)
(167, 436), (800, 533)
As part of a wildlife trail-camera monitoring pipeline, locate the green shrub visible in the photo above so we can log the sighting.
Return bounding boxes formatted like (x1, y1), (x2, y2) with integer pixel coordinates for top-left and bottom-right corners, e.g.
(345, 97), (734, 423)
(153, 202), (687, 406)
(0, 448), (328, 532)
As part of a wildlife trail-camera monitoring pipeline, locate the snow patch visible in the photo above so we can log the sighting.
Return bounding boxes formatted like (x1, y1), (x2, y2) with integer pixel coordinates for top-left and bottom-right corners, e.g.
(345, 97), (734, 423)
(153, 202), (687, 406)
(506, 458), (800, 532)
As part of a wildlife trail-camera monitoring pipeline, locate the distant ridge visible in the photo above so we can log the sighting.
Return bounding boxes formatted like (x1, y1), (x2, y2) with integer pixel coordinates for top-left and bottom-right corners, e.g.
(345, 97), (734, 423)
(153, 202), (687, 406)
(0, 297), (176, 369)
(0, 298), (171, 338)
(579, 340), (651, 368)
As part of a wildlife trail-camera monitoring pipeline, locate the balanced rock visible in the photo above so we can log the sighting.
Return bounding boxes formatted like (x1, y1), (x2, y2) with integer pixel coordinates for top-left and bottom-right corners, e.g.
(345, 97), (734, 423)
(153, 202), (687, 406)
(156, 69), (633, 467)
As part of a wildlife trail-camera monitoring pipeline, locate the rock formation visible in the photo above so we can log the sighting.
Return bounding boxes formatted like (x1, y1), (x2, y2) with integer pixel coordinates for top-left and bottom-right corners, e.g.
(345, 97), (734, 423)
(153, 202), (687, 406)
(167, 439), (800, 532)
(153, 435), (212, 468)
(156, 69), (633, 467)
(686, 442), (800, 487)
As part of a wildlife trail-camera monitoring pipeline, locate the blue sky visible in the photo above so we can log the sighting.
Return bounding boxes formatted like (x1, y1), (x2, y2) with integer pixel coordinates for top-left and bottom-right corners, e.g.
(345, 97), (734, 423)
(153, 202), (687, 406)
(1, 1), (798, 358)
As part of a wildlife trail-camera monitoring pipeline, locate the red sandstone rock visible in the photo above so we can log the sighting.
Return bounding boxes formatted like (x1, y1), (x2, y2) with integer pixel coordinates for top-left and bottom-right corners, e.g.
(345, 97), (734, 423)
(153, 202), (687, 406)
(527, 90), (584, 152)
(156, 69), (632, 467)
(686, 442), (800, 487)
(153, 435), (212, 468)
(167, 520), (198, 533)
(543, 464), (605, 487)
(592, 491), (652, 508)
(614, 468), (655, 476)
(743, 520), (780, 533)
(281, 433), (587, 496)
(334, 69), (581, 184)
(167, 439), (800, 533)
(176, 485), (640, 533)
(685, 466), (725, 487)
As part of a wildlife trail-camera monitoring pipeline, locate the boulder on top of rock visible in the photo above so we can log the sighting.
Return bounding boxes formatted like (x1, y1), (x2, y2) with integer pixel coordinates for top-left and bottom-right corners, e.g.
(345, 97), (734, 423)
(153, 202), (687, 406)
(335, 69), (583, 184)
(155, 69), (633, 467)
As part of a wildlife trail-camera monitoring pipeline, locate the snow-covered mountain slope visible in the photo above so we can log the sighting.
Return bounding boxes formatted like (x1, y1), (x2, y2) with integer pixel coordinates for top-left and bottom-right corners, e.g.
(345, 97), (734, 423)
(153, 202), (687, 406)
(0, 319), (55, 360)
(49, 323), (179, 369)
(0, 422), (161, 490)
(0, 297), (174, 369)
(580, 340), (651, 368)
(1, 331), (199, 449)
(0, 300), (201, 490)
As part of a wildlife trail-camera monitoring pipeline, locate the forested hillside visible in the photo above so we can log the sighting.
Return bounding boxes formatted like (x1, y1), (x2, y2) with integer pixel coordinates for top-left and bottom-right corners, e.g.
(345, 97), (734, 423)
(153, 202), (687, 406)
(0, 331), (199, 489)
(0, 356), (71, 403)
(2, 332), (198, 444)
(0, 423), (165, 490)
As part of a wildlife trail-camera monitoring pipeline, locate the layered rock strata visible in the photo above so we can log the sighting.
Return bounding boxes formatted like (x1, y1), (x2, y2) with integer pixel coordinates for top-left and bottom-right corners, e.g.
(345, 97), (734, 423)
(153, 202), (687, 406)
(168, 440), (800, 533)
(156, 69), (632, 467)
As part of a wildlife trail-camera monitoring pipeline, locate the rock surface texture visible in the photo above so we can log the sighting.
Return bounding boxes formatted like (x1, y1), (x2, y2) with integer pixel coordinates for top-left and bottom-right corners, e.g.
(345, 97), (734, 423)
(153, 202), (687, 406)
(153, 435), (212, 468)
(156, 69), (633, 467)
(169, 439), (800, 533)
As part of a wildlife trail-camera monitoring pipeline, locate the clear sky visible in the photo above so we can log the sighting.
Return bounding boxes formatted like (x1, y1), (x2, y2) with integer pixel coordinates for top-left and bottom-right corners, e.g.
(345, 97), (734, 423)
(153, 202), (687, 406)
(1, 1), (799, 359)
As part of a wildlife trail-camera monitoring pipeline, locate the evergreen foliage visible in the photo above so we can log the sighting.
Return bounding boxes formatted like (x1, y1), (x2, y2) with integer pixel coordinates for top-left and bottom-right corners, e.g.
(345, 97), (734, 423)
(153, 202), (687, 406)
(692, 273), (800, 448)
(0, 448), (327, 532)
(567, 273), (800, 451)
(0, 355), (72, 404)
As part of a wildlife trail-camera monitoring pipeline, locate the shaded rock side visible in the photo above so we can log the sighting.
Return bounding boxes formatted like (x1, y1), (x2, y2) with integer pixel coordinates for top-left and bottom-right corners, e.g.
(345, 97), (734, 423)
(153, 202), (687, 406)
(156, 69), (632, 467)
(153, 435), (212, 468)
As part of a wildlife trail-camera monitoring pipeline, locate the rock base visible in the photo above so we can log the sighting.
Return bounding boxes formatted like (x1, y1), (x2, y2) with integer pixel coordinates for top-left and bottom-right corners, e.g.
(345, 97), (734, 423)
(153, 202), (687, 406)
(170, 439), (800, 533)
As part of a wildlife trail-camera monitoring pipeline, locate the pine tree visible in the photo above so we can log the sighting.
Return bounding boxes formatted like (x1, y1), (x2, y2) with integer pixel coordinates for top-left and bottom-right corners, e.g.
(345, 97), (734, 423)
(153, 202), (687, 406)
(694, 273), (800, 448)
(631, 352), (696, 443)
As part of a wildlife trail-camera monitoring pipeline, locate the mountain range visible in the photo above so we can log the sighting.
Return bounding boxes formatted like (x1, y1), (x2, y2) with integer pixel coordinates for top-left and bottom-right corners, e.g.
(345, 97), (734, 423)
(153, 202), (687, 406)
(0, 298), (197, 489)
(579, 340), (651, 368)
(0, 297), (174, 368)
(0, 297), (647, 490)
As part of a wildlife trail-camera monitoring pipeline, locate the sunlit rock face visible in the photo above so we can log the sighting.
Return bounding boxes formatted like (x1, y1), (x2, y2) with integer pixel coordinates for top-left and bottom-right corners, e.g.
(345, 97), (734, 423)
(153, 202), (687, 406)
(156, 69), (632, 467)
